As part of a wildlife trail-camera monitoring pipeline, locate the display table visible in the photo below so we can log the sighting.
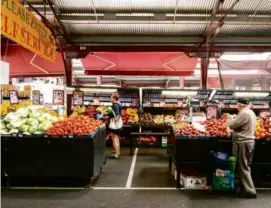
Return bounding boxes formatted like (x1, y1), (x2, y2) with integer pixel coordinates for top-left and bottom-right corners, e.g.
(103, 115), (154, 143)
(1, 126), (106, 187)
(169, 137), (271, 188)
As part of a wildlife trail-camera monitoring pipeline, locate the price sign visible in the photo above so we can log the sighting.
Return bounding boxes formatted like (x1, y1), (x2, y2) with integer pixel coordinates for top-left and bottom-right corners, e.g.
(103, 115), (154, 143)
(73, 91), (84, 106)
(32, 90), (40, 105)
(207, 105), (218, 119)
(93, 97), (100, 105)
(53, 90), (64, 105)
(9, 90), (19, 104)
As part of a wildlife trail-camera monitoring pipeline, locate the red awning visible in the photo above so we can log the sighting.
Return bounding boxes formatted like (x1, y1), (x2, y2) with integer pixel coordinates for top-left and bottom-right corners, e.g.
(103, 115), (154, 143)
(1, 45), (64, 78)
(81, 52), (197, 76)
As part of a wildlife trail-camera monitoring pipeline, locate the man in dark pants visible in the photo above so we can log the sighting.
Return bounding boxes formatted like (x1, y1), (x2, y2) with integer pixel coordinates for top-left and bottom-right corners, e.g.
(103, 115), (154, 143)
(227, 98), (257, 198)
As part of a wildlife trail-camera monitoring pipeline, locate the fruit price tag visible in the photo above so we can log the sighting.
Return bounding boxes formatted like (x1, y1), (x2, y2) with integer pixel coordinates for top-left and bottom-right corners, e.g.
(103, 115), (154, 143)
(44, 135), (48, 138)
(68, 135), (73, 138)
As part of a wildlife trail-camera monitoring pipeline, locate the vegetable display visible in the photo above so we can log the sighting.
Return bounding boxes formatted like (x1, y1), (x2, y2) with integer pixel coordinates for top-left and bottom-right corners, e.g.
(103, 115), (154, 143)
(1, 106), (59, 135)
(46, 116), (102, 136)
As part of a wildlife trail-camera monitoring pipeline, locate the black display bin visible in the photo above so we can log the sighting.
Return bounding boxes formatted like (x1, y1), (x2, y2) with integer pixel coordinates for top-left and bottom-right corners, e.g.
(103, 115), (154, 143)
(169, 137), (271, 188)
(1, 126), (106, 187)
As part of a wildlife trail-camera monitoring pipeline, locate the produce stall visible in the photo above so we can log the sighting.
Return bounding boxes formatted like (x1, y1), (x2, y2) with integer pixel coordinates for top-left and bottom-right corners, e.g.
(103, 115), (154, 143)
(168, 90), (271, 189)
(1, 105), (106, 187)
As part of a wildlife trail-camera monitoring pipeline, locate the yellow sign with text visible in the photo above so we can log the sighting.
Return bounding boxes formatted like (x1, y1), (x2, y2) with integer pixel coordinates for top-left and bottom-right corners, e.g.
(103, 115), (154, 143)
(1, 0), (56, 62)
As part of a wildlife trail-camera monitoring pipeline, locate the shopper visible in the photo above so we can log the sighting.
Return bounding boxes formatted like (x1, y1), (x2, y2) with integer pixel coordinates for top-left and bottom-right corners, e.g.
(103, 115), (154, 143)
(108, 93), (123, 159)
(227, 98), (257, 198)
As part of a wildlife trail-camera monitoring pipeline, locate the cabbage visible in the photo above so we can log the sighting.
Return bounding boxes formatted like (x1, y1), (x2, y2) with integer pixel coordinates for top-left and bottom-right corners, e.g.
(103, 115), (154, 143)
(38, 113), (52, 123)
(4, 112), (19, 123)
(6, 124), (12, 130)
(10, 119), (24, 128)
(38, 121), (52, 132)
(27, 118), (39, 127)
(29, 112), (41, 119)
(0, 120), (6, 129)
(19, 124), (30, 132)
(0, 129), (9, 134)
(29, 126), (37, 134)
(22, 132), (31, 135)
(15, 107), (29, 118)
(9, 129), (19, 134)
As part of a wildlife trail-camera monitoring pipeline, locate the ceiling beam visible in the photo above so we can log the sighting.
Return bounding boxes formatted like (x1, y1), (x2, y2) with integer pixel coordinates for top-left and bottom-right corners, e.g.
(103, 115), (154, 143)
(66, 45), (271, 53)
(69, 36), (271, 45)
(59, 14), (271, 23)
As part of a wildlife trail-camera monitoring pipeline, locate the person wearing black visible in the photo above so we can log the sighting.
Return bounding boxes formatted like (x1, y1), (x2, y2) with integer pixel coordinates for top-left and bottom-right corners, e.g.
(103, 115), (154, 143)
(108, 94), (122, 159)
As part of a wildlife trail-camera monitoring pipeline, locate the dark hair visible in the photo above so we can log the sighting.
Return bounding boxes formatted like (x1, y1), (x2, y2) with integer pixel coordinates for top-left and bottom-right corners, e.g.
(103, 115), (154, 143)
(237, 98), (249, 105)
(111, 93), (120, 101)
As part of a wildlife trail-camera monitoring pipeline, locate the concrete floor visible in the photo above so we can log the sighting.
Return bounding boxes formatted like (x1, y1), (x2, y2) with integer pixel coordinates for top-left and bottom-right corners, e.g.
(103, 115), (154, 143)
(2, 148), (271, 208)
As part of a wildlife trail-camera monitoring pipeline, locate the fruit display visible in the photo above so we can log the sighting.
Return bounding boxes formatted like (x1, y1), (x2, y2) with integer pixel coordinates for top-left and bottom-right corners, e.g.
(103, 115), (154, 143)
(173, 122), (203, 137)
(125, 108), (139, 124)
(165, 115), (176, 125)
(1, 100), (32, 116)
(1, 85), (31, 97)
(1, 106), (59, 135)
(70, 106), (86, 117)
(139, 136), (157, 143)
(46, 116), (102, 136)
(39, 108), (59, 117)
(153, 114), (164, 125)
(141, 113), (154, 125)
(255, 118), (271, 139)
(96, 106), (113, 115)
(203, 117), (228, 137)
(85, 106), (96, 117)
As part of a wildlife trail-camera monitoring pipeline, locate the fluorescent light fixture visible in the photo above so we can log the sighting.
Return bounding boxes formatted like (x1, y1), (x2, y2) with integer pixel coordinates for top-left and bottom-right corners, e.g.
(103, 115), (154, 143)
(234, 92), (269, 98)
(162, 90), (197, 96)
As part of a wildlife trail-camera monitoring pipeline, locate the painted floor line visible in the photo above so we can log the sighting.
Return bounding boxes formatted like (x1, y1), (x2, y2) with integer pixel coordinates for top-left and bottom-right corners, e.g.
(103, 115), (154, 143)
(125, 147), (138, 188)
(94, 187), (178, 190)
(9, 187), (86, 190)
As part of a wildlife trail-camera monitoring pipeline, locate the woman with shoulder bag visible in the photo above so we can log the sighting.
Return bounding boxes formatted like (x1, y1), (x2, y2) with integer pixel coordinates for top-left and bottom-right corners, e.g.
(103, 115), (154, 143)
(108, 94), (123, 159)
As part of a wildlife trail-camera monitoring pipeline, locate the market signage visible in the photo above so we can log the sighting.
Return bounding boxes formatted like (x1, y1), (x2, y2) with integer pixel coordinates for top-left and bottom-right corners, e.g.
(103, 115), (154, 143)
(32, 90), (40, 105)
(73, 91), (84, 106)
(1, 0), (56, 62)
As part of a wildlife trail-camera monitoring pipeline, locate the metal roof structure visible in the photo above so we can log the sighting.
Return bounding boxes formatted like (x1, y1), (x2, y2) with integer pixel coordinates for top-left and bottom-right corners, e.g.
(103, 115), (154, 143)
(1, 0), (271, 89)
(27, 0), (271, 47)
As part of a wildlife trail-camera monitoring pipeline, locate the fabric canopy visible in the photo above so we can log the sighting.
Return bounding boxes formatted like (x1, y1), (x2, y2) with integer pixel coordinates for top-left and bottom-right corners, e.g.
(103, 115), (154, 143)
(81, 52), (197, 76)
(1, 45), (64, 78)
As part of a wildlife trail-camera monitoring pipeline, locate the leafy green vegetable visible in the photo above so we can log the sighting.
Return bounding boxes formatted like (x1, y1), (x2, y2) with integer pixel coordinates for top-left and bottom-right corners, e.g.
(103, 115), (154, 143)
(9, 129), (19, 134)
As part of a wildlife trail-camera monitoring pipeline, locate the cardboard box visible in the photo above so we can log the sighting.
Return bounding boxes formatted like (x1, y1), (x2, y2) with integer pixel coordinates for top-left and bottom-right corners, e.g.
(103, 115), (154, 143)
(171, 163), (207, 189)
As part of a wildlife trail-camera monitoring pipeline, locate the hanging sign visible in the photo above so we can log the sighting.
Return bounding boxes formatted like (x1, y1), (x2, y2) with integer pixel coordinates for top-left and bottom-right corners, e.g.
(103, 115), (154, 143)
(9, 90), (19, 104)
(32, 90), (40, 105)
(72, 91), (84, 106)
(53, 90), (64, 105)
(1, 0), (56, 62)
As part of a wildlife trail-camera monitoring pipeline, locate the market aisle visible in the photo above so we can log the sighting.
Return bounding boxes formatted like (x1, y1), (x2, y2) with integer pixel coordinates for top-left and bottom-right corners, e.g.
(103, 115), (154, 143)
(94, 148), (133, 187)
(131, 148), (176, 187)
(2, 188), (271, 208)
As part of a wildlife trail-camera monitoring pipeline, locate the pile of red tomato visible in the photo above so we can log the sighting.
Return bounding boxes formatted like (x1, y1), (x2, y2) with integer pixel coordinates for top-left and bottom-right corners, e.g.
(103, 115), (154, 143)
(46, 116), (102, 136)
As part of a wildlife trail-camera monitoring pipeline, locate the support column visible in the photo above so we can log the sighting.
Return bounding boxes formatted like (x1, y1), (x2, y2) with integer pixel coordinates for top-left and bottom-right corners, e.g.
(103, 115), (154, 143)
(179, 77), (184, 88)
(200, 58), (209, 89)
(64, 57), (72, 86)
(96, 76), (102, 86)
